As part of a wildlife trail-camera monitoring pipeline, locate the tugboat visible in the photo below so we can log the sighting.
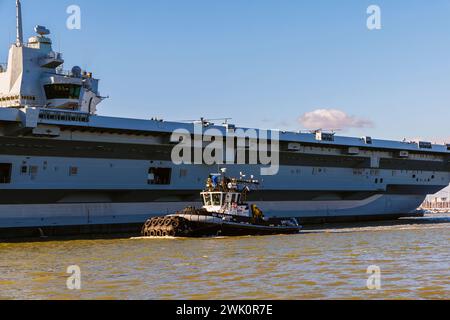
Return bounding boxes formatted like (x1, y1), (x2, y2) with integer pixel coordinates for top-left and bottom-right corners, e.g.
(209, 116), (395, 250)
(141, 170), (302, 237)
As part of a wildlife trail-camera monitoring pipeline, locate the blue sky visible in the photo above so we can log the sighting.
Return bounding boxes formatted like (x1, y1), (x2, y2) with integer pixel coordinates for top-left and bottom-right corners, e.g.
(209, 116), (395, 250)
(1, 0), (450, 142)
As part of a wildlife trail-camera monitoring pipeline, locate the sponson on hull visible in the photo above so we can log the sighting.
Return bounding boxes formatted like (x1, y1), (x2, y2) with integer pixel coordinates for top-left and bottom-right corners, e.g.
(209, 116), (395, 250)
(1, 1), (450, 239)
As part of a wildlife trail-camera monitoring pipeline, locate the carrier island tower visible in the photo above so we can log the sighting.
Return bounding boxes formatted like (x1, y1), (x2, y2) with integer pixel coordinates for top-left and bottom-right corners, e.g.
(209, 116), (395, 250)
(0, 1), (449, 238)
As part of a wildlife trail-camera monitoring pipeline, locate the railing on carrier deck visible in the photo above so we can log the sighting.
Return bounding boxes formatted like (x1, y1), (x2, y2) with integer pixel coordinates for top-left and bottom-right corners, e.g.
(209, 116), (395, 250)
(0, 96), (41, 108)
(39, 109), (90, 123)
(55, 68), (72, 77)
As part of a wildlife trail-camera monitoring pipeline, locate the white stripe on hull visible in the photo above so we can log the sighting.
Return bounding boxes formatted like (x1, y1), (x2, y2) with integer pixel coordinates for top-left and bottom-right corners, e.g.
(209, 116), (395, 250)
(0, 194), (426, 228)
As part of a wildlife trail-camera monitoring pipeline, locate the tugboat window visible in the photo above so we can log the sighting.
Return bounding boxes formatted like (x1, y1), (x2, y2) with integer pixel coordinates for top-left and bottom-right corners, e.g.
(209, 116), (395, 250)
(0, 163), (12, 184)
(212, 193), (222, 206)
(148, 167), (172, 185)
(44, 84), (81, 100)
(204, 193), (212, 206)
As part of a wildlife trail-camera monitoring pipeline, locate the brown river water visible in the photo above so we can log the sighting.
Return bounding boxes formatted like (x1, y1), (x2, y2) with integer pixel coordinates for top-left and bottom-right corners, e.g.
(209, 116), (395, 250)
(0, 214), (449, 300)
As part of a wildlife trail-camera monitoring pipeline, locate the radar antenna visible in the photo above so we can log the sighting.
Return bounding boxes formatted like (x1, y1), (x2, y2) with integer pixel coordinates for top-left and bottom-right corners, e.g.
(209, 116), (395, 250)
(310, 128), (342, 134)
(176, 117), (232, 124)
(16, 0), (23, 46)
(34, 25), (50, 36)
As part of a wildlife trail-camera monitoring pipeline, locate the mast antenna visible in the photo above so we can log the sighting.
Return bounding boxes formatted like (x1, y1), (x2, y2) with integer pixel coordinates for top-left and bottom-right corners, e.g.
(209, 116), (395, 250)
(16, 0), (23, 46)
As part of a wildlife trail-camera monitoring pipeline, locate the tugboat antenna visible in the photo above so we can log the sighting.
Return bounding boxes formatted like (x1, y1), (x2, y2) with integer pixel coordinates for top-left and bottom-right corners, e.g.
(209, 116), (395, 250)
(16, 0), (23, 46)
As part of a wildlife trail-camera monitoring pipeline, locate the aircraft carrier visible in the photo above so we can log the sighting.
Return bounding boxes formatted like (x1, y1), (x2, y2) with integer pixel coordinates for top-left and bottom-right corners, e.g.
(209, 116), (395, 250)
(1, 1), (449, 238)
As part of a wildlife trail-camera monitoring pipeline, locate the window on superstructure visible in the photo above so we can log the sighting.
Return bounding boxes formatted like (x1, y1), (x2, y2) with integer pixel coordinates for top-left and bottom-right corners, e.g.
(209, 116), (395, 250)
(148, 167), (172, 185)
(0, 164), (12, 184)
(44, 84), (81, 100)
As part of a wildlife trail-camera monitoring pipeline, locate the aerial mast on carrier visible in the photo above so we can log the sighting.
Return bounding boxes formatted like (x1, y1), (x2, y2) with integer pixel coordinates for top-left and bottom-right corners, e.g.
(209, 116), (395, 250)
(16, 0), (23, 46)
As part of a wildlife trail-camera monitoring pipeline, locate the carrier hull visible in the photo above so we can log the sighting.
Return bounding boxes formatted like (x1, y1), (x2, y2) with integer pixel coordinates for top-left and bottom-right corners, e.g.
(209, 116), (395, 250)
(0, 194), (426, 239)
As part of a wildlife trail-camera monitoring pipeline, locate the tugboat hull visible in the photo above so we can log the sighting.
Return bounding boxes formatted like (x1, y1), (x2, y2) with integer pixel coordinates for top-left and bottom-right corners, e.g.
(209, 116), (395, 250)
(141, 213), (301, 238)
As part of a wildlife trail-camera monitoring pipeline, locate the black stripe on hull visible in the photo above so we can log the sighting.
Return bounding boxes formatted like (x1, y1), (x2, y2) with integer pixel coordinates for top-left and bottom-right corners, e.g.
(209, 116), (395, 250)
(380, 158), (450, 172)
(0, 185), (442, 205)
(1, 136), (450, 172)
(0, 212), (424, 241)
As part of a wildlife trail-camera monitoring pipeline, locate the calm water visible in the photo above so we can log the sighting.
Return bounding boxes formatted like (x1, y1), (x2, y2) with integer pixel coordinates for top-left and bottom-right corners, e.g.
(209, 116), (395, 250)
(0, 214), (449, 300)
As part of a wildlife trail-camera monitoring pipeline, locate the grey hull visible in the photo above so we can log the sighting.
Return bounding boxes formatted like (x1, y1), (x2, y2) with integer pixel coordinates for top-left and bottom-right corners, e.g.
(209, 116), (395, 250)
(0, 194), (426, 239)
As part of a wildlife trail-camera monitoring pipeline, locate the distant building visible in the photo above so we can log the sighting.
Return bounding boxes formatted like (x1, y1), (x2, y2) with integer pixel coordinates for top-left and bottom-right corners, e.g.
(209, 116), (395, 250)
(421, 195), (450, 210)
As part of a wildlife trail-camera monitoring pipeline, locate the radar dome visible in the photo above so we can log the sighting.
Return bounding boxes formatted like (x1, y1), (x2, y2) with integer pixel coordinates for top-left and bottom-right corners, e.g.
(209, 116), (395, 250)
(71, 66), (82, 78)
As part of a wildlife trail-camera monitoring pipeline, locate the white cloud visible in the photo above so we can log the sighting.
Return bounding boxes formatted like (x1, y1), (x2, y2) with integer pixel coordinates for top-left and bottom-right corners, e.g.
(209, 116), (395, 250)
(299, 109), (374, 131)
